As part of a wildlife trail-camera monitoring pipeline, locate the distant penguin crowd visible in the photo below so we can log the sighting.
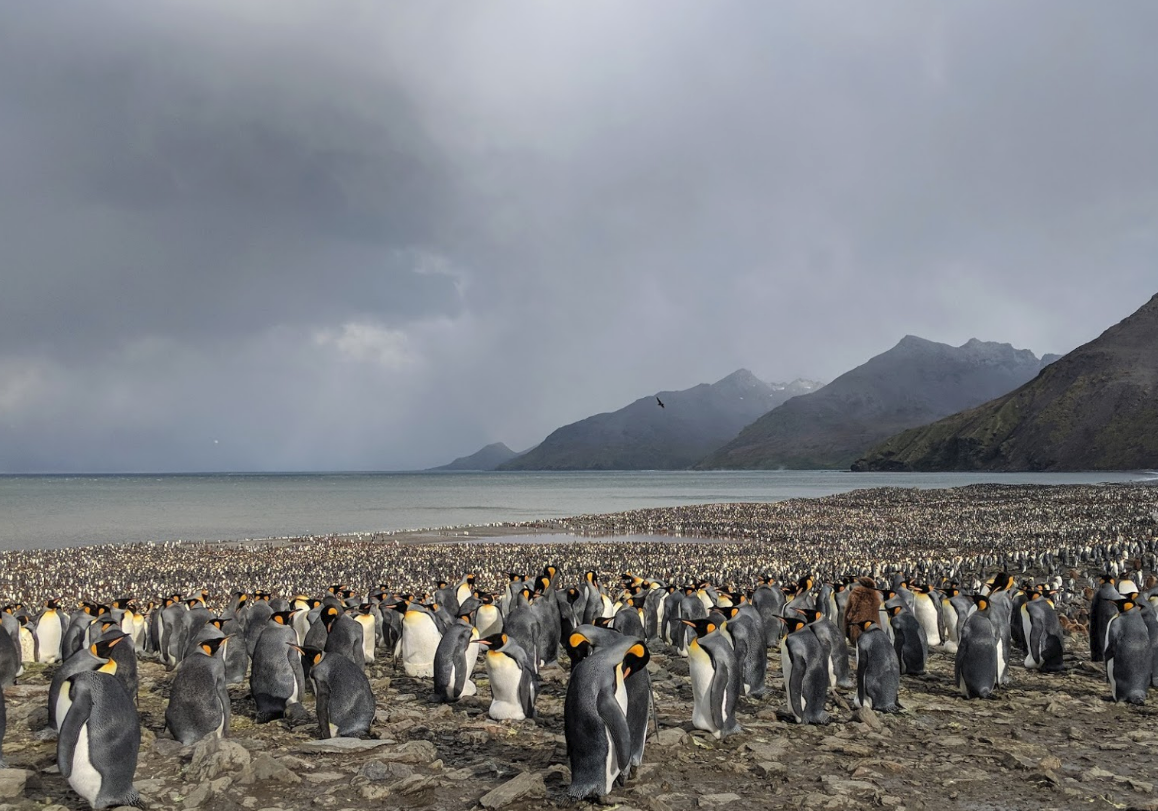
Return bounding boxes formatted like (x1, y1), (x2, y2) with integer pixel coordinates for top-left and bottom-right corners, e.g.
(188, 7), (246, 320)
(4, 550), (1158, 807)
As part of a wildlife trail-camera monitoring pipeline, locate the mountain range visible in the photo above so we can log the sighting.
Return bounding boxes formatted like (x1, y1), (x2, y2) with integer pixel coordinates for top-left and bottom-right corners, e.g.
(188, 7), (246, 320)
(852, 293), (1158, 471)
(496, 371), (821, 470)
(695, 337), (1057, 470)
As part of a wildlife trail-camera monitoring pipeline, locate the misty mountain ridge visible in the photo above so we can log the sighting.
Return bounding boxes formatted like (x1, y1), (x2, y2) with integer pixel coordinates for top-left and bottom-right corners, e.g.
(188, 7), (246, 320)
(428, 442), (523, 471)
(497, 370), (822, 471)
(696, 336), (1054, 470)
(853, 292), (1158, 472)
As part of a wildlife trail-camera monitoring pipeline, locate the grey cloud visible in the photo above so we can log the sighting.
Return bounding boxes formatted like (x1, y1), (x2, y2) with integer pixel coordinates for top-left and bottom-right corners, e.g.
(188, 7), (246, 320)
(1, 1), (1156, 471)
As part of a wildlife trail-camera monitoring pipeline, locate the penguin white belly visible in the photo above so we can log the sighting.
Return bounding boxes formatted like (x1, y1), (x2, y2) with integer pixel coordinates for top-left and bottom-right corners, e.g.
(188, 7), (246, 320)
(606, 669), (628, 789)
(1106, 655), (1117, 695)
(70, 723), (104, 805)
(329, 723), (339, 738)
(461, 642), (480, 696)
(604, 728), (617, 795)
(1021, 608), (1038, 669)
(600, 595), (616, 620)
(37, 615), (63, 663)
(914, 597), (941, 647)
(19, 628), (36, 663)
(687, 644), (715, 733)
(485, 653), (526, 720)
(292, 611), (311, 645)
(401, 614), (442, 678)
(995, 639), (1006, 684)
(475, 606), (502, 638)
(779, 639), (793, 712)
(356, 616), (376, 664)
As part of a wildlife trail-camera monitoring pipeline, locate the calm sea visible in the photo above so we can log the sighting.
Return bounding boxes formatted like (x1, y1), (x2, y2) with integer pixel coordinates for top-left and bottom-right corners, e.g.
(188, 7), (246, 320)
(1, 470), (1153, 551)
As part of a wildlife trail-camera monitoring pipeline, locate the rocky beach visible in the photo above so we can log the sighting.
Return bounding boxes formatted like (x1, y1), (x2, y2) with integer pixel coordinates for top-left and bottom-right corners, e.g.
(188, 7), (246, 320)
(2, 483), (1158, 811)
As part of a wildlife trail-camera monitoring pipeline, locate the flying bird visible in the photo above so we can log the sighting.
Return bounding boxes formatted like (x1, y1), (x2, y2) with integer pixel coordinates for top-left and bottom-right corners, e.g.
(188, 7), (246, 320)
(656, 397), (665, 409)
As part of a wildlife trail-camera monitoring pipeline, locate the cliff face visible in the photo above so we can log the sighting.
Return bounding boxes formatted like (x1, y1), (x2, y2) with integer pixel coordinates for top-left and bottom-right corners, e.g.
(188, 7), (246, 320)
(853, 293), (1158, 471)
(499, 371), (820, 470)
(697, 337), (1052, 470)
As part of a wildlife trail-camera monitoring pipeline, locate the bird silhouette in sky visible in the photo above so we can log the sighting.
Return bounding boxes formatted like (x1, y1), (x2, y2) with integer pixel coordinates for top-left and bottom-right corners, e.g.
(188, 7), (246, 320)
(656, 396), (665, 409)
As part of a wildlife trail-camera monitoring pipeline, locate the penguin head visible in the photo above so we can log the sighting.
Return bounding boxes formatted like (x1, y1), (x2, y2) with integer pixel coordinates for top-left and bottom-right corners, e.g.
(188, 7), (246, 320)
(199, 636), (230, 657)
(681, 618), (718, 639)
(795, 608), (823, 624)
(478, 633), (509, 653)
(477, 592), (495, 605)
(779, 616), (808, 634)
(971, 595), (990, 611)
(540, 566), (555, 583)
(565, 588), (582, 604)
(886, 605), (904, 617)
(585, 571), (597, 585)
(270, 611), (294, 625)
(209, 618), (227, 630)
(567, 630), (594, 659)
(508, 573), (524, 584)
(534, 576), (551, 595)
(622, 643), (650, 679)
(91, 633), (124, 663)
(593, 617), (613, 629)
(1115, 598), (1138, 613)
(321, 605), (341, 628)
(796, 575), (814, 595)
(1099, 574), (1117, 585)
(859, 620), (878, 632)
(185, 598), (203, 609)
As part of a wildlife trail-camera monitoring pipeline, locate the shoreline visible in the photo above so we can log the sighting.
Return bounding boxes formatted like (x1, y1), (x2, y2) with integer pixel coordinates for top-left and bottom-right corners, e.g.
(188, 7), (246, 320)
(1, 481), (1156, 606)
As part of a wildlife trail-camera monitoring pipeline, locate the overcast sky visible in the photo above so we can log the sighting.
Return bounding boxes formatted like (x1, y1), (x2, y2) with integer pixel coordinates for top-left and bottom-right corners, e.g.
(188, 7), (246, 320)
(2, 1), (1155, 472)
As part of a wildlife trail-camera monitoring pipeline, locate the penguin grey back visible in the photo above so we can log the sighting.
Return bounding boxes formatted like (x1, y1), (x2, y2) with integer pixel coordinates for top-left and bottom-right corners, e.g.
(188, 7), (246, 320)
(855, 623), (902, 712)
(57, 670), (142, 809)
(309, 651), (375, 738)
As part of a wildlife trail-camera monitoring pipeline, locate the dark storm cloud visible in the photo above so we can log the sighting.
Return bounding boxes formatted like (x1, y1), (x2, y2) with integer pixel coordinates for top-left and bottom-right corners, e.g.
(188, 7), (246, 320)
(1, 1), (1156, 471)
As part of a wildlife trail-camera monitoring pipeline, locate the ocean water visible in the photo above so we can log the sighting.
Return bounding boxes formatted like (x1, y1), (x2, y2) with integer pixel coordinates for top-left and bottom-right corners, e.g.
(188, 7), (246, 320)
(1, 470), (1150, 551)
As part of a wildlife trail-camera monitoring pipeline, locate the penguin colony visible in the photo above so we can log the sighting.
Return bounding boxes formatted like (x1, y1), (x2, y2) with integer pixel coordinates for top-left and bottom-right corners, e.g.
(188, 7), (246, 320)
(0, 482), (1155, 808)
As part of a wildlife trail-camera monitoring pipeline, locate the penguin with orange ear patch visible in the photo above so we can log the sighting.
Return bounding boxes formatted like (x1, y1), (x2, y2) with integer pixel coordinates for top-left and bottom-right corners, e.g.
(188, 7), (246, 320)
(307, 648), (375, 738)
(250, 611), (305, 723)
(778, 615), (830, 725)
(564, 632), (650, 800)
(684, 618), (742, 737)
(165, 636), (231, 745)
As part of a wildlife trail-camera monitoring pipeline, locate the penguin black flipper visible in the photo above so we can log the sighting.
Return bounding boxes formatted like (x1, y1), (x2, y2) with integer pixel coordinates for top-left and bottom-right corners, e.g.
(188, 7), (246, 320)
(596, 688), (631, 779)
(56, 683), (93, 780)
(706, 650), (731, 733)
(315, 679), (332, 739)
(789, 646), (808, 721)
(518, 670), (537, 720)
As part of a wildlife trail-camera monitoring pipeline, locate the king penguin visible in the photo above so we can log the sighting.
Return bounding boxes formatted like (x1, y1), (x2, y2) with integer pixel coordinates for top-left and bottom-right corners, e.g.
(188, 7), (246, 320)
(433, 615), (481, 702)
(165, 636), (231, 745)
(48, 636), (125, 734)
(478, 633), (537, 721)
(885, 604), (928, 676)
(250, 611), (306, 723)
(564, 632), (649, 800)
(1105, 597), (1152, 704)
(855, 620), (902, 712)
(955, 595), (999, 699)
(57, 670), (142, 809)
(1020, 589), (1064, 672)
(35, 599), (67, 664)
(720, 604), (769, 697)
(306, 649), (376, 738)
(1090, 575), (1122, 663)
(777, 615), (830, 725)
(683, 618), (742, 737)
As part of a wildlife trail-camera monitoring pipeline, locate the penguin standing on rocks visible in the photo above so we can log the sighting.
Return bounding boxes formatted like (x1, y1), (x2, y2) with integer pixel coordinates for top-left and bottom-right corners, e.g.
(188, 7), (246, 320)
(250, 611), (306, 723)
(778, 616), (830, 725)
(1020, 589), (1064, 672)
(35, 599), (67, 663)
(306, 649), (375, 738)
(910, 585), (943, 648)
(433, 615), (481, 702)
(684, 618), (742, 737)
(479, 633), (537, 721)
(57, 670), (142, 810)
(1105, 598), (1152, 704)
(721, 604), (769, 696)
(1090, 575), (1121, 663)
(165, 637), (231, 745)
(885, 604), (928, 676)
(955, 596), (999, 699)
(855, 620), (902, 712)
(567, 624), (653, 774)
(564, 633), (650, 801)
(320, 606), (366, 670)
